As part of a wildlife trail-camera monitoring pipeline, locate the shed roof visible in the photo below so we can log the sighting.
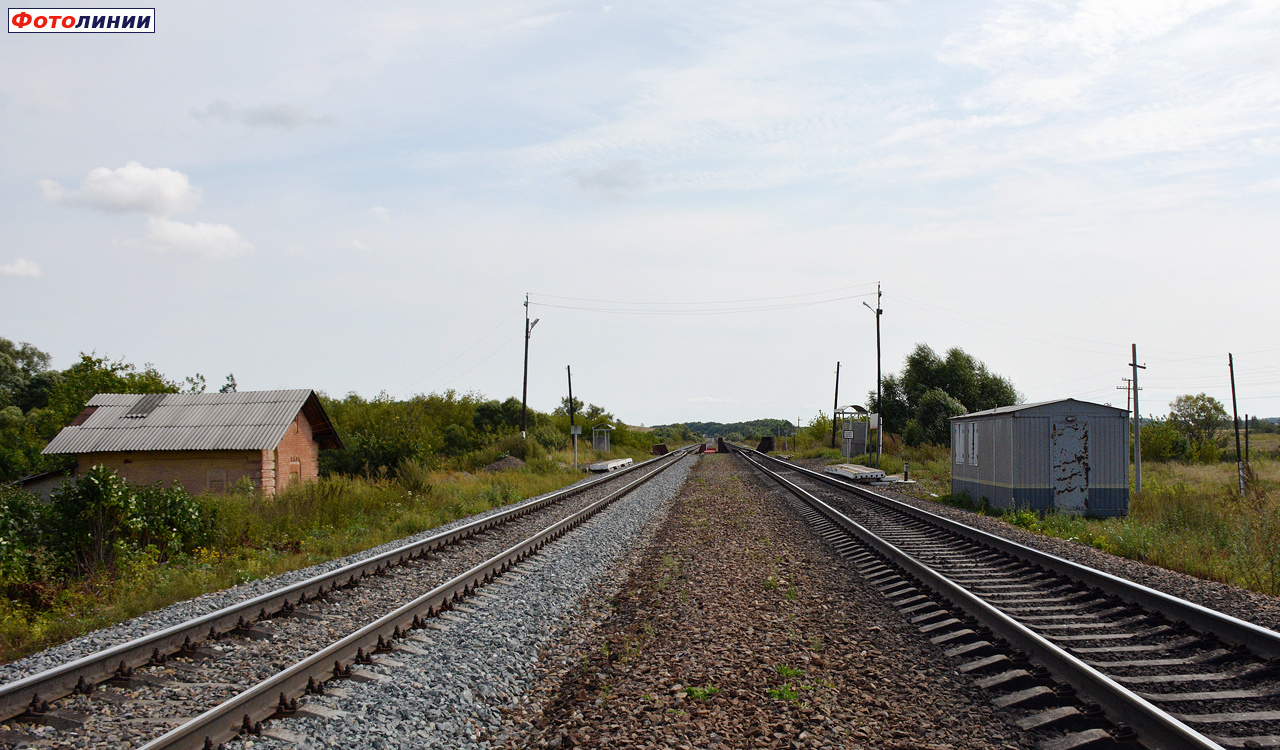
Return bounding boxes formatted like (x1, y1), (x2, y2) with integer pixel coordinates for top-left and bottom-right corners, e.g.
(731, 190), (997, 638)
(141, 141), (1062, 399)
(42, 389), (343, 454)
(950, 398), (1129, 420)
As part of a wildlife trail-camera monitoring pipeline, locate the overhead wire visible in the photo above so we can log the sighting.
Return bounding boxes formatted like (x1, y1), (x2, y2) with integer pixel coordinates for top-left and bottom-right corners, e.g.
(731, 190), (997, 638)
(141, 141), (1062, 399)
(395, 306), (521, 396)
(528, 292), (876, 316)
(436, 332), (523, 391)
(530, 282), (878, 307)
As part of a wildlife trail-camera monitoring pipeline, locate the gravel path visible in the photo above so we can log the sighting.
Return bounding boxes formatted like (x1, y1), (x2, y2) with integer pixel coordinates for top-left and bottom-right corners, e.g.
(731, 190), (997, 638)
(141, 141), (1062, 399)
(217, 454), (696, 750)
(509, 453), (1033, 750)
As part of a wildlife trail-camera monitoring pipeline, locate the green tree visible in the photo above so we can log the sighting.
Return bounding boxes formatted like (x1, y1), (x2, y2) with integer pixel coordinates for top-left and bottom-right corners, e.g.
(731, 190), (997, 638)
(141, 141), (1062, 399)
(914, 389), (967, 445)
(874, 375), (911, 438)
(1140, 419), (1192, 462)
(1169, 393), (1228, 447)
(553, 396), (584, 417)
(0, 337), (60, 413)
(473, 397), (523, 436)
(33, 354), (177, 440)
(872, 343), (1020, 445)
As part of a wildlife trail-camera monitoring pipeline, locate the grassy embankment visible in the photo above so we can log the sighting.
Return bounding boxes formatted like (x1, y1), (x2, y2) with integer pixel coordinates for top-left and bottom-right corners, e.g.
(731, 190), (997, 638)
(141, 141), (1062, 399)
(0, 444), (659, 663)
(792, 434), (1280, 597)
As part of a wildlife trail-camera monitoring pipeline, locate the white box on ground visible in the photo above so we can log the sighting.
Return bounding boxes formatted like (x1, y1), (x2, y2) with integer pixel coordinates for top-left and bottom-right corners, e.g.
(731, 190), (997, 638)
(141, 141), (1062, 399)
(588, 458), (633, 473)
(824, 463), (886, 482)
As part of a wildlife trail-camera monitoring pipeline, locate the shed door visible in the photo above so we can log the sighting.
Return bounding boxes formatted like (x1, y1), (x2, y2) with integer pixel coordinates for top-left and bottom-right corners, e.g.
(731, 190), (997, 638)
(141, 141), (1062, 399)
(1051, 419), (1089, 514)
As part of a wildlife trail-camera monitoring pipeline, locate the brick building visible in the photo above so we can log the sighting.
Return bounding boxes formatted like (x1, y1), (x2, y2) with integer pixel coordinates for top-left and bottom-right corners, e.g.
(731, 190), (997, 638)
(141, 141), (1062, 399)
(42, 390), (342, 495)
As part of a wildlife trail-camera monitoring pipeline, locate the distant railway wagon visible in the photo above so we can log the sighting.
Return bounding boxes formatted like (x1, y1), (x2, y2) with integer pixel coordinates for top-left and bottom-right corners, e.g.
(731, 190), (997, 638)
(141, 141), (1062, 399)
(949, 398), (1129, 517)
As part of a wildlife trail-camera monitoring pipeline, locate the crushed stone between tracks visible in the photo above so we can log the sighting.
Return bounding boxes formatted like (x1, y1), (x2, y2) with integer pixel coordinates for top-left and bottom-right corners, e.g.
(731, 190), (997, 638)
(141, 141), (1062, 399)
(507, 454), (1034, 750)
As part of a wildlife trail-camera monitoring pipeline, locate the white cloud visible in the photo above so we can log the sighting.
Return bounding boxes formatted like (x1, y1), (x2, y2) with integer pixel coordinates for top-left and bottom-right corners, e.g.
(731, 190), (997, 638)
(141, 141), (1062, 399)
(347, 239), (370, 252)
(193, 100), (334, 130)
(568, 160), (648, 196)
(369, 206), (390, 222)
(145, 217), (252, 259)
(0, 258), (40, 277)
(40, 162), (199, 215)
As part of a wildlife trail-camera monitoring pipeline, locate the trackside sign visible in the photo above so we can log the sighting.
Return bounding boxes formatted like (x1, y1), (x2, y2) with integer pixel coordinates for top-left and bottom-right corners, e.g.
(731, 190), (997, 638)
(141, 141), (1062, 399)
(8, 8), (154, 32)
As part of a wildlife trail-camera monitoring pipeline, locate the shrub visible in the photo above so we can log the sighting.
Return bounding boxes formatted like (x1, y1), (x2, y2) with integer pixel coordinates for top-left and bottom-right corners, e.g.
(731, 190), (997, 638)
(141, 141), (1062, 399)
(128, 482), (215, 556)
(440, 424), (475, 456)
(1193, 441), (1221, 464)
(46, 466), (213, 572)
(496, 434), (547, 462)
(532, 425), (568, 451)
(50, 465), (135, 571)
(396, 459), (433, 496)
(1140, 420), (1191, 463)
(0, 486), (55, 579)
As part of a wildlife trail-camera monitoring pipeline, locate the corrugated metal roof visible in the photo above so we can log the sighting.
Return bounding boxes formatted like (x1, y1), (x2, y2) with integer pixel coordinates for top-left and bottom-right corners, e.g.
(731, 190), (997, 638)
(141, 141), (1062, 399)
(951, 398), (1129, 419)
(42, 389), (340, 454)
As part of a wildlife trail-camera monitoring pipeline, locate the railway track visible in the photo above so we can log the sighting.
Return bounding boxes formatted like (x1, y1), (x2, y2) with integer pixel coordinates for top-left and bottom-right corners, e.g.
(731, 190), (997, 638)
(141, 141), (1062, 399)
(733, 445), (1280, 750)
(0, 446), (698, 750)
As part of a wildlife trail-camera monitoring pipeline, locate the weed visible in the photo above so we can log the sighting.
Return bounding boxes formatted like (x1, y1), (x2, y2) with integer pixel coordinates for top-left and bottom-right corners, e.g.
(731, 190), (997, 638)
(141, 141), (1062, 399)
(767, 683), (800, 703)
(763, 575), (780, 591)
(684, 685), (720, 701)
(784, 586), (799, 600)
(775, 664), (804, 678)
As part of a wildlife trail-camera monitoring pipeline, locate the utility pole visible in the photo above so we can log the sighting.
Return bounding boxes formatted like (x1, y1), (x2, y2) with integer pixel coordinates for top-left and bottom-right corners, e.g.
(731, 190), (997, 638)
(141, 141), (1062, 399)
(831, 362), (840, 449)
(1130, 344), (1146, 494)
(1246, 414), (1251, 464)
(567, 365), (577, 470)
(863, 284), (883, 469)
(1230, 353), (1244, 497)
(1117, 378), (1132, 416)
(521, 294), (539, 439)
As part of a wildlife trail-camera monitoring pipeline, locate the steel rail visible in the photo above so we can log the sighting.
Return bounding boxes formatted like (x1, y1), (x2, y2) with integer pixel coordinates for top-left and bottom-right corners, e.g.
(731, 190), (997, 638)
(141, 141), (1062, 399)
(733, 446), (1223, 750)
(0, 449), (679, 723)
(136, 446), (694, 750)
(745, 447), (1280, 660)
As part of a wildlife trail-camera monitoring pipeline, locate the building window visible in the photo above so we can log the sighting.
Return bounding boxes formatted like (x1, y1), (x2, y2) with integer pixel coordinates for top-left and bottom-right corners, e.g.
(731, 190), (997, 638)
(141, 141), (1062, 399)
(968, 423), (978, 467)
(289, 457), (301, 487)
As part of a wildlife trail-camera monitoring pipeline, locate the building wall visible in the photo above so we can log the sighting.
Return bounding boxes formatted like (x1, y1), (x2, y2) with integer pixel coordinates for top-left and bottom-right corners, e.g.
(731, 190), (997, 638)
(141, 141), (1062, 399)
(271, 410), (320, 494)
(76, 450), (262, 496)
(950, 403), (1130, 517)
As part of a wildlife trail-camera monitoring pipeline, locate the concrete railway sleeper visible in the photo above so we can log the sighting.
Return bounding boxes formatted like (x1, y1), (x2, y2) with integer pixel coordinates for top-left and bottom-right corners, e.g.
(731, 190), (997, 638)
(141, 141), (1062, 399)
(732, 445), (1280, 750)
(0, 447), (696, 749)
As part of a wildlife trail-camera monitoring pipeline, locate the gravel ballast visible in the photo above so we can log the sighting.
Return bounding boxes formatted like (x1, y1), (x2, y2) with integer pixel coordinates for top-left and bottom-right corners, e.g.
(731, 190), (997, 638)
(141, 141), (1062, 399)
(878, 487), (1280, 632)
(219, 454), (696, 750)
(791, 456), (1280, 633)
(509, 454), (1033, 750)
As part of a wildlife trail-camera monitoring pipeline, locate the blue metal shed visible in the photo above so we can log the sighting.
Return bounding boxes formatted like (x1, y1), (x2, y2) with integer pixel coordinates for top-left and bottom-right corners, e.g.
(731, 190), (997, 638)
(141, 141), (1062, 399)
(949, 398), (1129, 517)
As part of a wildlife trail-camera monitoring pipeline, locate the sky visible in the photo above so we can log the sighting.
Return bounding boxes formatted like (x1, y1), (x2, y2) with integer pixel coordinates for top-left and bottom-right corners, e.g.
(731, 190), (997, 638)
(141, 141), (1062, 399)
(3, 0), (1279, 428)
